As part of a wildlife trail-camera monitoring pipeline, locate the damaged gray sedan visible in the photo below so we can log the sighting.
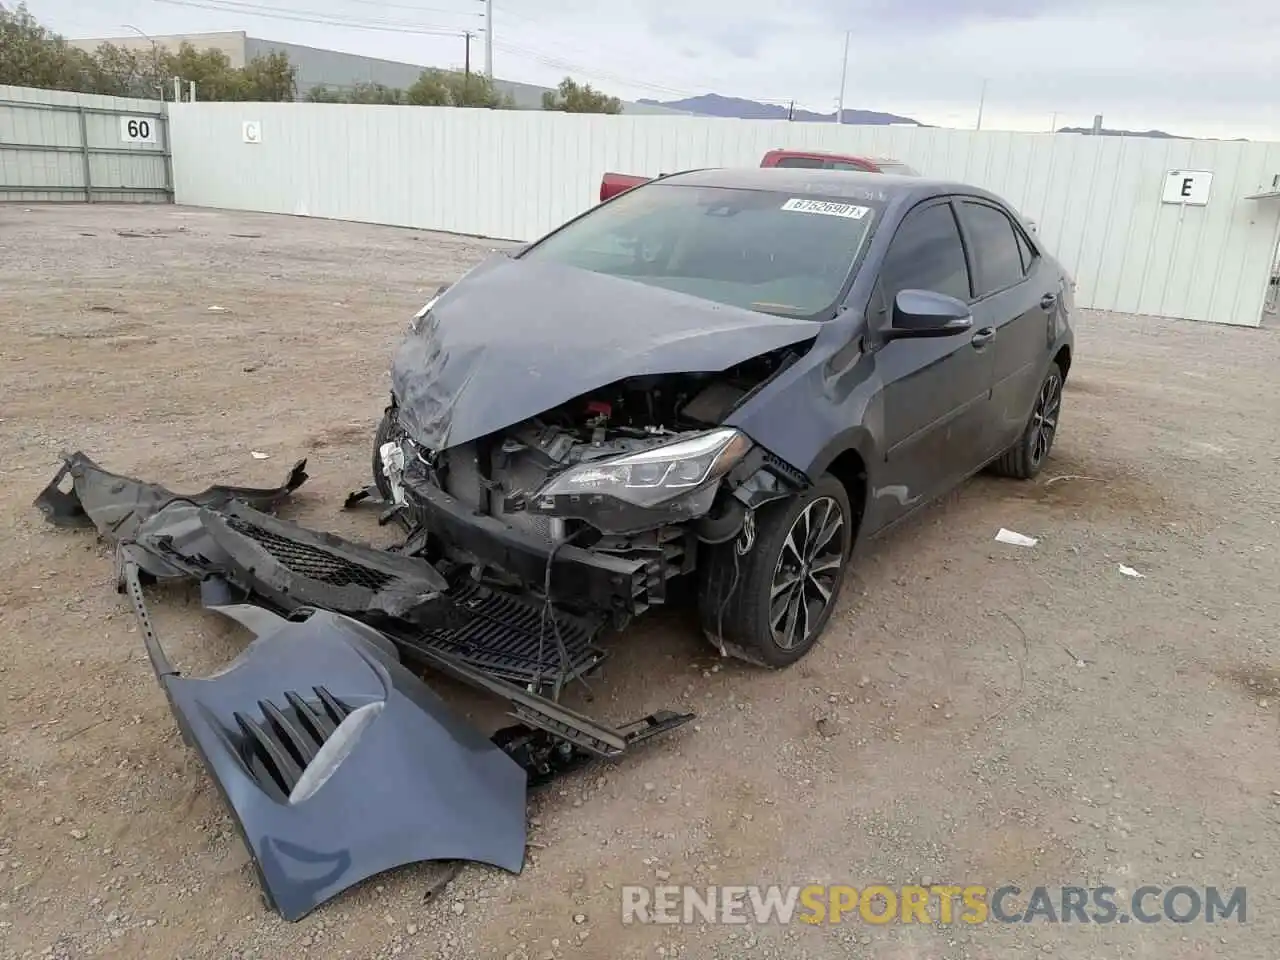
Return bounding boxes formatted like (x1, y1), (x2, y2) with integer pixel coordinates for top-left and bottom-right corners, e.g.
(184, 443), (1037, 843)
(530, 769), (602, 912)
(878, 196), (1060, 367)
(375, 167), (1076, 667)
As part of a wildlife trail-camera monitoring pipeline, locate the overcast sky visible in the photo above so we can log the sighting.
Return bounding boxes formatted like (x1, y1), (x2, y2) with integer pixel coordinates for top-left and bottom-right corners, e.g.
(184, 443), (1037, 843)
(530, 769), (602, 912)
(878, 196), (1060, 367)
(30, 0), (1280, 140)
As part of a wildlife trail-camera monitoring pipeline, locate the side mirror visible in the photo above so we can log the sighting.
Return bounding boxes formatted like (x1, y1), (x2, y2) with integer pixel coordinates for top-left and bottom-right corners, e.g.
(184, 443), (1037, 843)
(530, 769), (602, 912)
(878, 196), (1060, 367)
(887, 289), (973, 339)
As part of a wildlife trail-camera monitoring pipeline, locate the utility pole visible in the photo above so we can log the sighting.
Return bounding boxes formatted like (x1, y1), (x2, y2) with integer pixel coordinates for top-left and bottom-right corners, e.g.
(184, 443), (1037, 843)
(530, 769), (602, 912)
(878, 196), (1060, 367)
(836, 30), (850, 124)
(484, 0), (493, 78)
(787, 100), (795, 121)
(462, 30), (473, 102)
(1050, 111), (1057, 133)
(975, 78), (988, 130)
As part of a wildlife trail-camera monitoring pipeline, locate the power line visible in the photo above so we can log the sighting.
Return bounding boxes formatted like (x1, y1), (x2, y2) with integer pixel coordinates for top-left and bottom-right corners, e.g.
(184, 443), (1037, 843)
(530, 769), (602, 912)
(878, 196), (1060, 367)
(147, 0), (469, 37)
(321, 0), (481, 15)
(147, 0), (803, 106)
(148, 0), (665, 94)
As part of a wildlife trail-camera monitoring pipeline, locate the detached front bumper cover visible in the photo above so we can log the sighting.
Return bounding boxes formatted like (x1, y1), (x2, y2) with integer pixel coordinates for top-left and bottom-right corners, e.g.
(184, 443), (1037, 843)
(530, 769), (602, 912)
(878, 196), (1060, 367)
(122, 558), (528, 922)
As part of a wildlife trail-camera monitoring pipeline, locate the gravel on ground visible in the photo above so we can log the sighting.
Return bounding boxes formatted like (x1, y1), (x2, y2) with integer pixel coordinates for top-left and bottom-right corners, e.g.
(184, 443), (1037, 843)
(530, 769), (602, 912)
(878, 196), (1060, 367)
(2, 204), (1278, 960)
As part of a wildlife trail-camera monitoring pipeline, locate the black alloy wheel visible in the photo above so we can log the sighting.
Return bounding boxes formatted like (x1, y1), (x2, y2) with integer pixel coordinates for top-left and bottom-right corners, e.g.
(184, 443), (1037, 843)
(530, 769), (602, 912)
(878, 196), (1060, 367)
(1028, 369), (1063, 471)
(697, 473), (854, 668)
(769, 495), (846, 651)
(990, 361), (1066, 480)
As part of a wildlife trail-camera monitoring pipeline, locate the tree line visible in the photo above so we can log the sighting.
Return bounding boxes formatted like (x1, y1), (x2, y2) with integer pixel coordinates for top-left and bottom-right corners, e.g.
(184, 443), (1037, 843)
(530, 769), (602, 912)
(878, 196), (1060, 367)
(307, 76), (620, 114)
(0, 3), (622, 113)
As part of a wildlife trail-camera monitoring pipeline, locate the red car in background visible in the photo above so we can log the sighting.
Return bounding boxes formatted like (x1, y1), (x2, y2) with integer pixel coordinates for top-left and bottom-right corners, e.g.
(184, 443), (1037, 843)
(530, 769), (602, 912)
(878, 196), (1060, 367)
(600, 148), (920, 202)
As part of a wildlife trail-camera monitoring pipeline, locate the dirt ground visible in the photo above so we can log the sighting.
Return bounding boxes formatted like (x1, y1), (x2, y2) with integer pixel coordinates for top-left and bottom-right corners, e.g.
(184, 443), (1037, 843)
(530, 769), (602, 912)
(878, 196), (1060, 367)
(2, 204), (1279, 960)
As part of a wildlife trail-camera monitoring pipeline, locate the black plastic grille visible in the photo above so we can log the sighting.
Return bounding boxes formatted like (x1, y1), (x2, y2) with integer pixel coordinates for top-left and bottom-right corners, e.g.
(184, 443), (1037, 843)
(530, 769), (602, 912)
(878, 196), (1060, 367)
(235, 687), (351, 799)
(227, 517), (395, 591)
(406, 581), (603, 688)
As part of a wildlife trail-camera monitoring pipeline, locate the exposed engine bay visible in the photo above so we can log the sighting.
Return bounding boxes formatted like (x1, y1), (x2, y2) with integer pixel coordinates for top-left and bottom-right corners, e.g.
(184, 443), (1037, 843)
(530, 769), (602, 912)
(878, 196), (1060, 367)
(432, 358), (778, 513)
(534, 353), (786, 437)
(388, 349), (808, 619)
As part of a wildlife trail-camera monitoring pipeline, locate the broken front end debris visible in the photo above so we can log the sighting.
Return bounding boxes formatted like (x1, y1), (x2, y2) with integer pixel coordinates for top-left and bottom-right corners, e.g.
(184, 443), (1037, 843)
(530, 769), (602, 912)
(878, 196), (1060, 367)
(375, 365), (811, 624)
(37, 452), (692, 920)
(372, 256), (818, 626)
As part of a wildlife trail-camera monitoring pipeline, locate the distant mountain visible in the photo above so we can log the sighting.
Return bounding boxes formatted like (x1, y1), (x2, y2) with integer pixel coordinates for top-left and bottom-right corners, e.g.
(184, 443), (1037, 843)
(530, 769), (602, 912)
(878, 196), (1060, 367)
(639, 95), (1241, 140)
(637, 93), (921, 126)
(1055, 126), (1250, 141)
(1057, 126), (1183, 139)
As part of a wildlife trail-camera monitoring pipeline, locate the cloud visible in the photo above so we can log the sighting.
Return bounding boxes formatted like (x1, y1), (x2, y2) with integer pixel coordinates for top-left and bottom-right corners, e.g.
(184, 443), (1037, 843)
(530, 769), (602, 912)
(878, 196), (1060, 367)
(29, 0), (1280, 138)
(794, 0), (1067, 31)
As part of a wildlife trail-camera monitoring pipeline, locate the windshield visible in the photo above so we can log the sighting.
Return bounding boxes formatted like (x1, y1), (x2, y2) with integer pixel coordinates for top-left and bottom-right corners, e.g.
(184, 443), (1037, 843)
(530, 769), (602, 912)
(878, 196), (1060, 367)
(519, 183), (881, 318)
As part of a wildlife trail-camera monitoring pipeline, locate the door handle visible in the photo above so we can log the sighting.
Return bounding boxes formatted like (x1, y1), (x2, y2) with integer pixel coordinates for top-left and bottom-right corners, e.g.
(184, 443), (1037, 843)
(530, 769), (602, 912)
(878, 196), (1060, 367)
(971, 327), (996, 348)
(1040, 293), (1057, 310)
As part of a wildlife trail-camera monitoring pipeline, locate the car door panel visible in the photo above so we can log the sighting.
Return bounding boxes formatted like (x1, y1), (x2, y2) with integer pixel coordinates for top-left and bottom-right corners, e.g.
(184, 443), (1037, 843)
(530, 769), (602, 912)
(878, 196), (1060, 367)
(955, 199), (1052, 454)
(869, 199), (995, 529)
(991, 259), (1055, 448)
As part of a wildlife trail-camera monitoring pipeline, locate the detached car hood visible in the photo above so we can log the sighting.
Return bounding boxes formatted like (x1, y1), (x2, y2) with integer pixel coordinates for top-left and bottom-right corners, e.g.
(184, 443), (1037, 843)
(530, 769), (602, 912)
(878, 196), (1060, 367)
(390, 256), (819, 452)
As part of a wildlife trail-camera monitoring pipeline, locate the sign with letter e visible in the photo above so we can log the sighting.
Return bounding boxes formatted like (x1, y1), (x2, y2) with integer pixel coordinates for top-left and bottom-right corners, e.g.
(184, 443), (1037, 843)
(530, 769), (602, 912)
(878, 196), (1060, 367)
(1162, 170), (1213, 205)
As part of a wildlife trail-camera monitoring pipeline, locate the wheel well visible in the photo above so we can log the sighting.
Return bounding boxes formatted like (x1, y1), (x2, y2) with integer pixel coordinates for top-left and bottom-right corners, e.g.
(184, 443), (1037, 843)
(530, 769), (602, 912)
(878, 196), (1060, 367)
(1054, 345), (1072, 381)
(823, 450), (867, 531)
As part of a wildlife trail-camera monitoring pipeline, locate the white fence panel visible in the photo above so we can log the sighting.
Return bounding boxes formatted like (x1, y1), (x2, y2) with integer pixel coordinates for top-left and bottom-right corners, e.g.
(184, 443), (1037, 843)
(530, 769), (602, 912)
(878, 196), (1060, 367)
(167, 103), (1280, 326)
(0, 85), (171, 203)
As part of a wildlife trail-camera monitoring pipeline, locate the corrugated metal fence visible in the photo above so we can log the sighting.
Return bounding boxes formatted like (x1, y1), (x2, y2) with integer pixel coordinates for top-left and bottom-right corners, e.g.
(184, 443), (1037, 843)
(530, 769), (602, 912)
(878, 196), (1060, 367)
(164, 102), (1280, 326)
(0, 86), (172, 203)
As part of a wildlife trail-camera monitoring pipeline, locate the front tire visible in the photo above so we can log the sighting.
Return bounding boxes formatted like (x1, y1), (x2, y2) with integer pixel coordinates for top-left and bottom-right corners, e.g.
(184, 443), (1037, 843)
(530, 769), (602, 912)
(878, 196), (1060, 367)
(371, 406), (402, 501)
(698, 474), (854, 668)
(991, 362), (1064, 480)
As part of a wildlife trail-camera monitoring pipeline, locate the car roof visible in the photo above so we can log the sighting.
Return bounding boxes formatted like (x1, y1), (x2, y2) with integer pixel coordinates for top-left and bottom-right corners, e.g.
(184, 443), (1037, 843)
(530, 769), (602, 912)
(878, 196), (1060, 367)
(655, 166), (985, 204)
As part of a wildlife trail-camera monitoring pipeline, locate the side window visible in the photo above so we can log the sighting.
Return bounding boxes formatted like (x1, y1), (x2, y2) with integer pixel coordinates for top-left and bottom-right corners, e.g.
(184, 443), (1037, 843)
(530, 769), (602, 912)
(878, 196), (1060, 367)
(959, 201), (1026, 296)
(827, 160), (873, 172)
(1015, 227), (1037, 273)
(771, 155), (826, 169)
(878, 202), (972, 310)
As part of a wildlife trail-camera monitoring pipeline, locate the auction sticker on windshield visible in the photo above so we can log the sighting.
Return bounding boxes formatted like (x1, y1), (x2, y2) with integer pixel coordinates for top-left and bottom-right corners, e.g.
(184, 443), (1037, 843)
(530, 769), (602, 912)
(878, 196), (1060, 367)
(781, 198), (871, 219)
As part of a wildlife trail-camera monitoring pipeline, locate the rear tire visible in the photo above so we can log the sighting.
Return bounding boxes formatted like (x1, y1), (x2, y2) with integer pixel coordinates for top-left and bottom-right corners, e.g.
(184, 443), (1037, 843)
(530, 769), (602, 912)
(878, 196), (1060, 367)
(991, 362), (1064, 480)
(698, 474), (854, 668)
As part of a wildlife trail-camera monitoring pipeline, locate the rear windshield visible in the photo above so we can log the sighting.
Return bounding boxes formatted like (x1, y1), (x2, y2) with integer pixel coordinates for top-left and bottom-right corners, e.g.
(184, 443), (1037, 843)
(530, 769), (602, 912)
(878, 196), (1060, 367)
(874, 161), (920, 176)
(771, 155), (834, 169)
(519, 183), (882, 318)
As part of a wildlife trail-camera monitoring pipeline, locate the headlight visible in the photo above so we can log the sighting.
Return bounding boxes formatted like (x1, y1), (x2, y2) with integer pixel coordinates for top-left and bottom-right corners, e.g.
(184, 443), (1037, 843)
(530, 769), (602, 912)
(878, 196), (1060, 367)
(534, 428), (751, 508)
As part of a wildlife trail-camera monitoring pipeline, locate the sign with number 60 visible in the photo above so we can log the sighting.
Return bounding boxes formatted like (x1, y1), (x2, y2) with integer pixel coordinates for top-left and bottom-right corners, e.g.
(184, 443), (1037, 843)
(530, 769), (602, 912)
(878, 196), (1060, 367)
(119, 116), (157, 144)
